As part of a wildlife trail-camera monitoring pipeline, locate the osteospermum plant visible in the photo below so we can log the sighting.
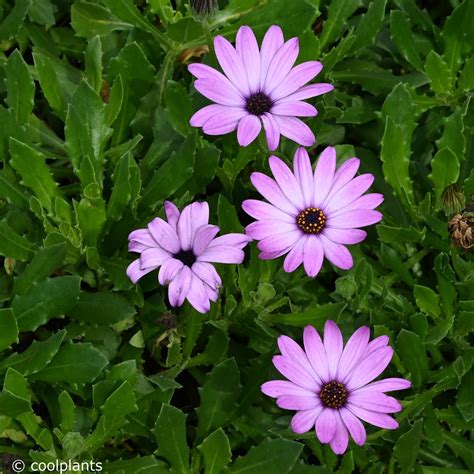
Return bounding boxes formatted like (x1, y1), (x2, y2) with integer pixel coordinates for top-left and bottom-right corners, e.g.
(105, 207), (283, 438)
(262, 321), (411, 454)
(243, 146), (383, 277)
(188, 25), (333, 150)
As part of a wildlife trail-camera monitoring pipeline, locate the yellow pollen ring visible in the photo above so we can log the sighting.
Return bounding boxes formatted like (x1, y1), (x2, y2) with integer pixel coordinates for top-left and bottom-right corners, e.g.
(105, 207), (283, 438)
(296, 207), (327, 234)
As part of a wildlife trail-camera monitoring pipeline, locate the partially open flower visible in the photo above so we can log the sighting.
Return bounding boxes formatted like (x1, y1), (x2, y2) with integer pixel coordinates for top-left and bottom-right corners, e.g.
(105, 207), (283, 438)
(261, 321), (411, 455)
(448, 212), (474, 250)
(126, 201), (251, 313)
(440, 184), (465, 216)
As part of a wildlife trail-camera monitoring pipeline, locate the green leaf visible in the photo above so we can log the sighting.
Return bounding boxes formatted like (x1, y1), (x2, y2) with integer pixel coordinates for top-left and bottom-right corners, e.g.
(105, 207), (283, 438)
(5, 50), (35, 124)
(228, 438), (303, 474)
(28, 0), (55, 26)
(0, 219), (35, 261)
(165, 81), (194, 136)
(85, 36), (103, 94)
(197, 428), (231, 474)
(197, 358), (242, 439)
(0, 330), (65, 376)
(0, 309), (18, 351)
(69, 292), (135, 325)
(429, 147), (460, 202)
(394, 419), (423, 474)
(397, 329), (428, 389)
(10, 138), (60, 212)
(390, 11), (423, 70)
(33, 342), (108, 383)
(155, 404), (189, 473)
(13, 243), (67, 295)
(443, 431), (474, 471)
(0, 368), (32, 417)
(260, 303), (346, 327)
(414, 285), (441, 318)
(436, 105), (467, 163)
(349, 0), (387, 53)
(12, 276), (81, 332)
(456, 370), (474, 422)
(459, 56), (474, 91)
(0, 0), (33, 40)
(424, 51), (453, 93)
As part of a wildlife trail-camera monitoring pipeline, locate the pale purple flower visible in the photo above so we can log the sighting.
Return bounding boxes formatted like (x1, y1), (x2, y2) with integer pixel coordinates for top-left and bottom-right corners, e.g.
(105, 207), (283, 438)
(188, 25), (333, 150)
(126, 201), (251, 313)
(242, 146), (383, 277)
(261, 321), (411, 455)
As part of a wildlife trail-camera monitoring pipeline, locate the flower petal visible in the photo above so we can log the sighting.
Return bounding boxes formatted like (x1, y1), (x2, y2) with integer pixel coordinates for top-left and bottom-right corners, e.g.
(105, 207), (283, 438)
(186, 273), (211, 313)
(201, 107), (247, 135)
(326, 210), (383, 229)
(198, 246), (244, 264)
(272, 61), (323, 99)
(323, 158), (360, 205)
(168, 266), (192, 307)
(164, 201), (180, 231)
(320, 235), (353, 270)
(237, 114), (262, 147)
(272, 355), (320, 391)
(242, 199), (295, 223)
(246, 221), (298, 240)
(323, 320), (343, 380)
(126, 259), (155, 284)
(346, 404), (399, 430)
(349, 390), (402, 413)
(346, 346), (394, 391)
(293, 147), (314, 207)
(265, 38), (299, 93)
(322, 228), (367, 245)
(158, 258), (184, 285)
(207, 233), (251, 250)
(129, 229), (156, 248)
(193, 225), (220, 256)
(269, 156), (305, 209)
(194, 79), (245, 106)
(148, 218), (180, 254)
(259, 25), (284, 88)
(261, 380), (316, 398)
(330, 193), (384, 218)
(283, 235), (307, 273)
(325, 174), (375, 213)
(274, 115), (316, 146)
(236, 26), (261, 93)
(177, 202), (209, 251)
(329, 412), (349, 455)
(271, 101), (317, 117)
(250, 173), (299, 215)
(303, 236), (324, 278)
(362, 378), (412, 392)
(315, 408), (337, 444)
(366, 335), (389, 354)
(282, 83), (334, 101)
(191, 261), (221, 289)
(140, 247), (172, 269)
(303, 325), (330, 382)
(277, 395), (320, 410)
(313, 146), (336, 207)
(337, 326), (370, 382)
(340, 407), (366, 446)
(257, 230), (301, 254)
(261, 112), (280, 151)
(291, 406), (323, 434)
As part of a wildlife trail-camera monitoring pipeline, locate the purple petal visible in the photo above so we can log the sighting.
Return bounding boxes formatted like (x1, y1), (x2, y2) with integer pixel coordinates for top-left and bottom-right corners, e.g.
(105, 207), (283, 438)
(126, 259), (156, 284)
(261, 112), (280, 151)
(250, 172), (299, 215)
(214, 35), (250, 95)
(337, 326), (370, 383)
(272, 355), (320, 391)
(168, 266), (192, 307)
(281, 83), (334, 102)
(333, 193), (384, 216)
(236, 26), (260, 93)
(293, 147), (314, 207)
(206, 284), (219, 302)
(322, 228), (367, 245)
(323, 320), (343, 380)
(271, 61), (323, 99)
(261, 380), (316, 398)
(274, 115), (315, 146)
(291, 406), (323, 434)
(194, 79), (245, 106)
(346, 404), (399, 430)
(362, 378), (411, 392)
(346, 346), (394, 391)
(283, 235), (307, 273)
(186, 274), (211, 313)
(329, 412), (349, 455)
(325, 174), (375, 213)
(164, 201), (180, 230)
(264, 38), (299, 93)
(269, 156), (305, 209)
(259, 25), (284, 89)
(278, 335), (323, 385)
(303, 236), (324, 278)
(242, 198), (295, 223)
(257, 230), (301, 254)
(237, 115), (262, 147)
(313, 146), (337, 206)
(303, 325), (330, 382)
(177, 202), (209, 251)
(366, 335), (390, 354)
(188, 62), (231, 80)
(315, 408), (337, 444)
(340, 407), (366, 446)
(193, 225), (220, 256)
(259, 249), (289, 260)
(191, 261), (221, 289)
(207, 233), (251, 250)
(271, 101), (317, 117)
(158, 258), (184, 285)
(148, 218), (180, 254)
(323, 158), (360, 205)
(320, 235), (353, 270)
(198, 246), (244, 264)
(129, 229), (155, 247)
(349, 390), (402, 413)
(201, 108), (247, 135)
(139, 247), (172, 269)
(128, 241), (149, 253)
(326, 210), (383, 229)
(190, 104), (239, 127)
(277, 395), (320, 410)
(246, 221), (298, 240)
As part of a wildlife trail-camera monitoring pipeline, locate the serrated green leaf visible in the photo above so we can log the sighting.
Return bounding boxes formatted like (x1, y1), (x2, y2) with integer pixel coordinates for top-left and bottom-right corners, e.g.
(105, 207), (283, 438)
(0, 368), (32, 417)
(394, 419), (423, 474)
(397, 329), (428, 389)
(424, 51), (453, 93)
(390, 11), (423, 70)
(0, 219), (35, 261)
(349, 0), (387, 53)
(0, 0), (33, 40)
(198, 428), (231, 474)
(85, 36), (103, 94)
(430, 147), (460, 202)
(456, 370), (474, 422)
(414, 285), (441, 318)
(0, 309), (18, 351)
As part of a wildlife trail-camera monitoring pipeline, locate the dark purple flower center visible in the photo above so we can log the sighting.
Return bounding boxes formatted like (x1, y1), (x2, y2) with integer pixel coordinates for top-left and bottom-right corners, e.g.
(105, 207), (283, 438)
(297, 207), (326, 234)
(174, 249), (196, 267)
(319, 381), (348, 409)
(246, 92), (273, 116)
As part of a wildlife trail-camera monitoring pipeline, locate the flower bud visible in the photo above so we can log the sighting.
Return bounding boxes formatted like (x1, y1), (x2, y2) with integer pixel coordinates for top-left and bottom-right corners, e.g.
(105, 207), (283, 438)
(190, 0), (218, 18)
(440, 184), (465, 216)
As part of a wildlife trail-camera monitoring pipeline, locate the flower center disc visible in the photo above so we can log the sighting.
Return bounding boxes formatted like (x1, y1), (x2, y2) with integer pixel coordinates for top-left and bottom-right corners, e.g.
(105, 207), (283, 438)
(319, 381), (348, 409)
(246, 92), (273, 116)
(297, 207), (326, 234)
(174, 249), (196, 267)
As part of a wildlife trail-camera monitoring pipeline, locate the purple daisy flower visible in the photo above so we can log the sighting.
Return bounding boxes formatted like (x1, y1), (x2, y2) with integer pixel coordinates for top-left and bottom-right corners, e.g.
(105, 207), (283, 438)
(126, 201), (251, 314)
(242, 146), (383, 277)
(261, 321), (411, 455)
(188, 25), (333, 150)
